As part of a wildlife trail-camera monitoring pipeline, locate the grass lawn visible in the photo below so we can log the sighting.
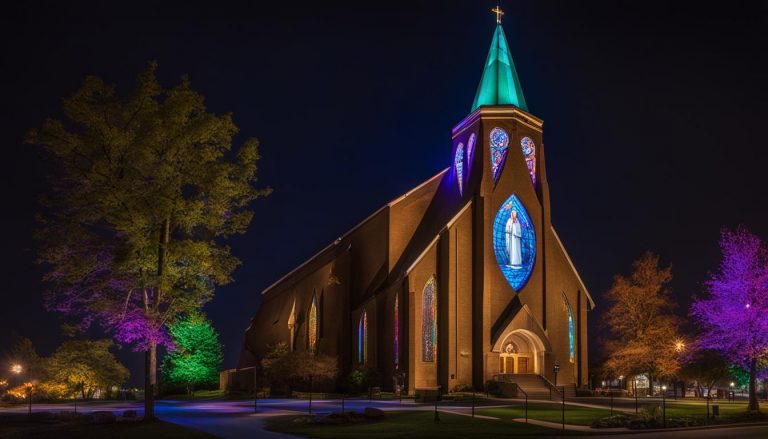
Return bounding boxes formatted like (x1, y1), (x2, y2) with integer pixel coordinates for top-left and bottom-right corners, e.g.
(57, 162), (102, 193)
(265, 410), (579, 439)
(478, 403), (613, 426)
(648, 400), (768, 423)
(0, 418), (218, 439)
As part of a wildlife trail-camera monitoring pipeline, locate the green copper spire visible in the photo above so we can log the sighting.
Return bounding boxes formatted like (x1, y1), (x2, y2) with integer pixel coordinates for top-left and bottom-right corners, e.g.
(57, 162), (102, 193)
(471, 24), (528, 112)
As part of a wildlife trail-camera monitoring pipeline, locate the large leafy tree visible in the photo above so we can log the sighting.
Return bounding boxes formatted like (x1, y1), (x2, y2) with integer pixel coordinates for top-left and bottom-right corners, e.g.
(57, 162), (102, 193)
(602, 252), (682, 393)
(29, 63), (269, 418)
(691, 227), (768, 411)
(47, 339), (129, 399)
(162, 313), (223, 394)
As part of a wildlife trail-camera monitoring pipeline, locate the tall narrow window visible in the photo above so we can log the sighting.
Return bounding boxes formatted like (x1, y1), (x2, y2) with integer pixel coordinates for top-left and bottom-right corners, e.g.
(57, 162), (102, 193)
(358, 311), (367, 364)
(308, 294), (318, 353)
(489, 127), (509, 182)
(394, 294), (399, 367)
(467, 133), (477, 171)
(520, 136), (536, 186)
(421, 276), (437, 362)
(455, 143), (465, 195)
(563, 294), (575, 364)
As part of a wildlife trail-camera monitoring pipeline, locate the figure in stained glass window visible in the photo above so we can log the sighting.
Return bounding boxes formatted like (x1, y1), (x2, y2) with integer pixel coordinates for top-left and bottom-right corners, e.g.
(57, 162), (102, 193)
(492, 194), (536, 291)
(358, 311), (367, 364)
(455, 143), (465, 195)
(489, 127), (509, 182)
(308, 294), (318, 353)
(421, 277), (437, 362)
(521, 136), (536, 186)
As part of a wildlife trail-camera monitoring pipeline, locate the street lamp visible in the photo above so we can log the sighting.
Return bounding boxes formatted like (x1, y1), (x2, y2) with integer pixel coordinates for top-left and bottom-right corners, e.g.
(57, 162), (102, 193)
(553, 362), (560, 386)
(730, 382), (735, 403)
(661, 385), (667, 428)
(11, 364), (23, 375)
(634, 378), (639, 414)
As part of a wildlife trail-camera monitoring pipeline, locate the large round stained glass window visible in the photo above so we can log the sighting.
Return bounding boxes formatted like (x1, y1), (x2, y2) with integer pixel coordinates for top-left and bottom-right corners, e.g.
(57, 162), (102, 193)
(489, 127), (509, 182)
(492, 194), (536, 291)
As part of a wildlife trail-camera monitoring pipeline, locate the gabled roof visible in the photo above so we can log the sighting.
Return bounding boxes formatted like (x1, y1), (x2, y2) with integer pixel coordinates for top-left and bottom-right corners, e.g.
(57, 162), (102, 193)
(471, 24), (528, 111)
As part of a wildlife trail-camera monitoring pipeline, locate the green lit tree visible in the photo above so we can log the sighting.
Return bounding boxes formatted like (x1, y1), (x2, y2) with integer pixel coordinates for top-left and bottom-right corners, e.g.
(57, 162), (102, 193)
(29, 63), (269, 418)
(162, 313), (223, 395)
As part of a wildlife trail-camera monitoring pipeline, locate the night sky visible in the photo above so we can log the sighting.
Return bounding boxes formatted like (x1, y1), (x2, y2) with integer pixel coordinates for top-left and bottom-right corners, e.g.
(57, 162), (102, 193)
(1, 1), (766, 386)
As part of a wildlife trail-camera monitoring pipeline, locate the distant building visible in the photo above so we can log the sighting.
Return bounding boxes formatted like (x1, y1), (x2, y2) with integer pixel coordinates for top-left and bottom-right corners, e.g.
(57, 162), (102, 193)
(234, 17), (594, 396)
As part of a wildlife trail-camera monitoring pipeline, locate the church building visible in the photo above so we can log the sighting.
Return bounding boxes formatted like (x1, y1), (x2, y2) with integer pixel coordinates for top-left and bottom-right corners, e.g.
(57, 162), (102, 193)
(237, 13), (594, 395)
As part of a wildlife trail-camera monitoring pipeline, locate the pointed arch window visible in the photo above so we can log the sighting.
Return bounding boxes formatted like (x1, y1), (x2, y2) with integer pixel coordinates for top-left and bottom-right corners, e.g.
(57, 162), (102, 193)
(358, 311), (368, 364)
(287, 299), (297, 351)
(489, 127), (509, 182)
(521, 136), (536, 186)
(563, 294), (575, 364)
(308, 294), (318, 353)
(455, 143), (465, 195)
(394, 294), (399, 367)
(467, 133), (477, 171)
(421, 276), (437, 362)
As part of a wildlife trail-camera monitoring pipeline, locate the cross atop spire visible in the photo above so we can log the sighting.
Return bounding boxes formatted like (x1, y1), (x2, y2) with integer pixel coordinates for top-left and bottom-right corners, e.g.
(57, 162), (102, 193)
(492, 5), (504, 24)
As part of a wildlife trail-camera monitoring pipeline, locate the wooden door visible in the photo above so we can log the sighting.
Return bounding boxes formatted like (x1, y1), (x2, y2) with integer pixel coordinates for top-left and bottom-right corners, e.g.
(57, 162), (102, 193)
(517, 357), (529, 374)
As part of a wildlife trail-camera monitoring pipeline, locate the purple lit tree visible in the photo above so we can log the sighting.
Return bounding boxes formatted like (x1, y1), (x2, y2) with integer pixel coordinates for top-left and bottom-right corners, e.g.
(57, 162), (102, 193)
(691, 227), (768, 411)
(29, 64), (269, 419)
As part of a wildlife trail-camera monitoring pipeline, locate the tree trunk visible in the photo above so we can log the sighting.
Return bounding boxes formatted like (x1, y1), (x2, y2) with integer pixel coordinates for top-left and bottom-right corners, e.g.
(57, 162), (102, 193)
(748, 357), (759, 411)
(144, 347), (155, 420)
(145, 218), (170, 420)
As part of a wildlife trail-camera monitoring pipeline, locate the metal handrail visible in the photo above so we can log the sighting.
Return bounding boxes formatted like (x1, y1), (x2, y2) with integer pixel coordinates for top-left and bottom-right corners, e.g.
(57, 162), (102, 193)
(516, 385), (529, 423)
(537, 375), (562, 400)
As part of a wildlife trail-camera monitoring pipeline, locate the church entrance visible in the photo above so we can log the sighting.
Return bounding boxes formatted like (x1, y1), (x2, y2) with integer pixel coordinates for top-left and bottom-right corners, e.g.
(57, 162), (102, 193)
(497, 330), (543, 375)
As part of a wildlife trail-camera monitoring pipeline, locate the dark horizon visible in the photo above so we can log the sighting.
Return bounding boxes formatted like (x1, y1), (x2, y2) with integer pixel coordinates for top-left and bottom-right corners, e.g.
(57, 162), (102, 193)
(1, 1), (766, 386)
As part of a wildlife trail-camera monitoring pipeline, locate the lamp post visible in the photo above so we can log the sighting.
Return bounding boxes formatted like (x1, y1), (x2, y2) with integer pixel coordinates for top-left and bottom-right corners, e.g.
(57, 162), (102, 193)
(729, 382), (735, 403)
(634, 379), (639, 415)
(553, 362), (561, 386)
(661, 385), (667, 428)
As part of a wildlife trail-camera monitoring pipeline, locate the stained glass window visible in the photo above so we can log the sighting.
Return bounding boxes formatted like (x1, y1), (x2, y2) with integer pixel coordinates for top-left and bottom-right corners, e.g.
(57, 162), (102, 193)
(308, 294), (318, 353)
(489, 127), (509, 182)
(358, 311), (367, 364)
(467, 133), (476, 173)
(394, 294), (399, 367)
(521, 137), (536, 186)
(455, 143), (465, 195)
(563, 295), (575, 364)
(421, 276), (437, 362)
(492, 194), (536, 291)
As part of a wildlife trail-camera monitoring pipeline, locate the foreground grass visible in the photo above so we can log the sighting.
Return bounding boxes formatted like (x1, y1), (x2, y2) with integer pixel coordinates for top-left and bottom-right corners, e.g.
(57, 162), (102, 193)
(478, 403), (613, 426)
(0, 418), (218, 439)
(265, 410), (577, 439)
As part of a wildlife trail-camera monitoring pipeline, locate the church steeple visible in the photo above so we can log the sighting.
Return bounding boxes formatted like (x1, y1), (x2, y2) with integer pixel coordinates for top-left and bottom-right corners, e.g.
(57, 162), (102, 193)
(471, 13), (528, 112)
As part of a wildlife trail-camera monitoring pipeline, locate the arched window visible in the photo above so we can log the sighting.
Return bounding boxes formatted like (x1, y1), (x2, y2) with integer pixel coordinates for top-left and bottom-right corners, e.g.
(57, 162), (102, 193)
(467, 133), (477, 171)
(492, 194), (536, 291)
(358, 311), (368, 364)
(394, 294), (399, 367)
(563, 294), (575, 364)
(489, 127), (509, 182)
(421, 276), (437, 362)
(455, 143), (465, 195)
(308, 294), (318, 353)
(520, 136), (536, 186)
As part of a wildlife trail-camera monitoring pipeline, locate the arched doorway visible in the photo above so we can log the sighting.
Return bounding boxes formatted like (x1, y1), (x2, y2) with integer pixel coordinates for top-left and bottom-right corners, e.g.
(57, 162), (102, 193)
(498, 330), (545, 375)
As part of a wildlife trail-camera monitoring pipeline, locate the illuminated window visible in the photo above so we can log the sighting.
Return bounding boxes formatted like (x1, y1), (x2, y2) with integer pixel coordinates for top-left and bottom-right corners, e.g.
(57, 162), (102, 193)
(394, 294), (399, 366)
(492, 194), (536, 291)
(421, 276), (437, 362)
(521, 137), (536, 186)
(489, 127), (509, 182)
(455, 143), (465, 195)
(563, 294), (575, 364)
(358, 311), (367, 364)
(308, 294), (318, 353)
(467, 133), (476, 173)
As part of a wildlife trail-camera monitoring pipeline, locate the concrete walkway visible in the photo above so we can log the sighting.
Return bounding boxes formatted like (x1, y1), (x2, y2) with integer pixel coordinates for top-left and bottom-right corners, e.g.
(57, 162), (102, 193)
(512, 417), (629, 433)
